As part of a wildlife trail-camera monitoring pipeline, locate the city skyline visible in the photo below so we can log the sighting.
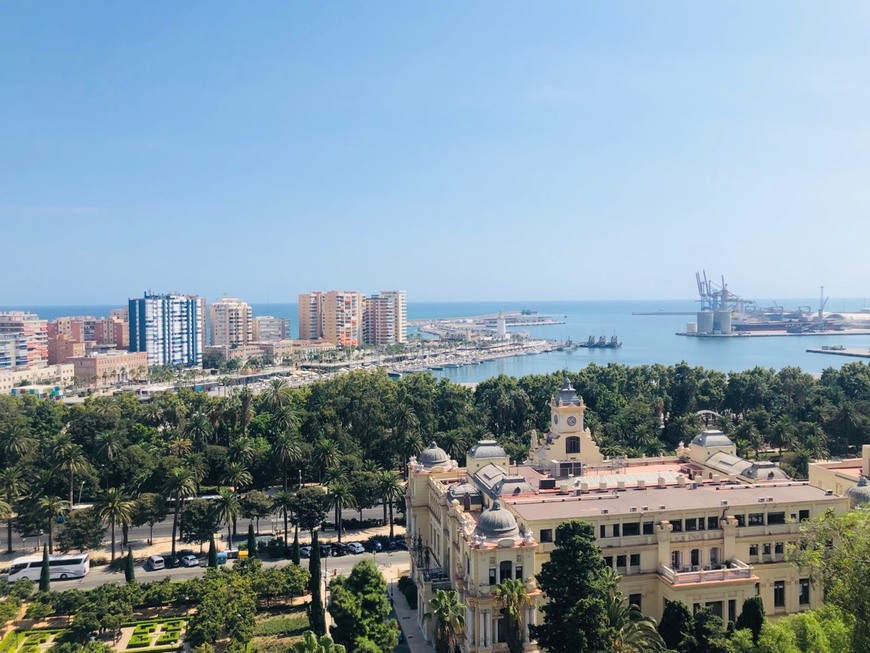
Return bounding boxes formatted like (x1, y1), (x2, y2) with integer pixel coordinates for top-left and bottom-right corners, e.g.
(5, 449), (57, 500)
(3, 3), (870, 304)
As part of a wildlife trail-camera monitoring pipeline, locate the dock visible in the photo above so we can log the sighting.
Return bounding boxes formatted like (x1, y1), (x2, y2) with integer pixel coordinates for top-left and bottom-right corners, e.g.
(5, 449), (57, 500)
(677, 329), (870, 338)
(806, 347), (870, 359)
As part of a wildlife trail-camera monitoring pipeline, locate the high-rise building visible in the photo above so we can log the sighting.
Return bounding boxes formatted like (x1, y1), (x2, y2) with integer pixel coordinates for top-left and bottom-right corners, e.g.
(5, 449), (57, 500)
(363, 295), (396, 345)
(322, 290), (363, 346)
(128, 293), (205, 368)
(209, 297), (253, 349)
(252, 316), (290, 343)
(298, 292), (324, 341)
(379, 290), (407, 343)
(0, 312), (48, 368)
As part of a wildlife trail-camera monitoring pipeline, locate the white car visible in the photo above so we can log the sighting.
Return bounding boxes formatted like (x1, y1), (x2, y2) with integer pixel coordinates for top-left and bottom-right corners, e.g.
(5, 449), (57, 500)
(180, 555), (199, 568)
(346, 542), (365, 555)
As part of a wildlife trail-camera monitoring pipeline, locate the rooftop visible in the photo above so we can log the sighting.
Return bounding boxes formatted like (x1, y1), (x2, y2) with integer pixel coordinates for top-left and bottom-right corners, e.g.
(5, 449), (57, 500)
(506, 482), (840, 522)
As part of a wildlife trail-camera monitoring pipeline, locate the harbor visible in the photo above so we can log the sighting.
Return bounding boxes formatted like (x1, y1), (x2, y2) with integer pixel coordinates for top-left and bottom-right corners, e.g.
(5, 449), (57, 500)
(807, 346), (870, 360)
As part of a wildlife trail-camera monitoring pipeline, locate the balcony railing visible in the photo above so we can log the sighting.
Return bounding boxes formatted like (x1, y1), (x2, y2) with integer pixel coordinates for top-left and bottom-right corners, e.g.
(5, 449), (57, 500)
(423, 568), (453, 591)
(658, 559), (752, 585)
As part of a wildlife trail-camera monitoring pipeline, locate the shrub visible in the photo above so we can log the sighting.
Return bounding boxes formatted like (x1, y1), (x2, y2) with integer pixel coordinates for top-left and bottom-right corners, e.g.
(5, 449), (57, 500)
(89, 555), (109, 568)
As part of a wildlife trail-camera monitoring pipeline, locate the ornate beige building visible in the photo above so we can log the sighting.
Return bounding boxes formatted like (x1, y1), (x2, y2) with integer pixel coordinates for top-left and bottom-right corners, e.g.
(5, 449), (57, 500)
(406, 380), (851, 652)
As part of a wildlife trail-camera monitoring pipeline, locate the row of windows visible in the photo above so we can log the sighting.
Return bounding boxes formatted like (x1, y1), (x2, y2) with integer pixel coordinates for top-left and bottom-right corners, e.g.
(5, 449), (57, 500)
(758, 579), (810, 608)
(488, 561), (523, 585)
(603, 553), (641, 570)
(748, 542), (786, 557)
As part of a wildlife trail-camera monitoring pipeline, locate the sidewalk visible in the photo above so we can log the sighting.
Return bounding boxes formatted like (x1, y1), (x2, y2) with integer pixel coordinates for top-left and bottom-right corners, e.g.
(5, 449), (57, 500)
(387, 578), (434, 653)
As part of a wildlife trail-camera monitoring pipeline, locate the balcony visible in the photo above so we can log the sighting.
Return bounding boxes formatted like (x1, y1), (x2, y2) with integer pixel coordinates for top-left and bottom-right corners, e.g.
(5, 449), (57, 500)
(422, 568), (453, 591)
(658, 559), (753, 585)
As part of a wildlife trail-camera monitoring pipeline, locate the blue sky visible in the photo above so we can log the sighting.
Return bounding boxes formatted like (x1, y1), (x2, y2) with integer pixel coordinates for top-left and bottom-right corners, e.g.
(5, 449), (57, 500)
(2, 2), (869, 305)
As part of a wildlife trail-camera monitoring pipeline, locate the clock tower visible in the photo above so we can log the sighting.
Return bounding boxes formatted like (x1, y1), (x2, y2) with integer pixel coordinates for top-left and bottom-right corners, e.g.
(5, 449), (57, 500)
(528, 378), (604, 469)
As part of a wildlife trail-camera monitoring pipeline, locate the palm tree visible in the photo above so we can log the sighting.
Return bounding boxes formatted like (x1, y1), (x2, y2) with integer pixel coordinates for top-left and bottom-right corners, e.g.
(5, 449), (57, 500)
(770, 415), (796, 457)
(313, 438), (342, 483)
(495, 579), (530, 653)
(325, 482), (356, 543)
(185, 451), (209, 492)
(222, 462), (253, 491)
(237, 387), (254, 437)
(378, 471), (404, 539)
(427, 589), (467, 653)
(37, 496), (68, 552)
(97, 488), (135, 560)
(213, 488), (243, 549)
(95, 431), (125, 489)
(164, 467), (197, 556)
(0, 423), (36, 463)
(52, 439), (90, 506)
(273, 403), (301, 434)
(262, 378), (292, 412)
(272, 432), (303, 490)
(0, 466), (26, 553)
(167, 436), (193, 458)
(607, 591), (666, 652)
(272, 490), (295, 545)
(183, 412), (213, 449)
(228, 437), (256, 466)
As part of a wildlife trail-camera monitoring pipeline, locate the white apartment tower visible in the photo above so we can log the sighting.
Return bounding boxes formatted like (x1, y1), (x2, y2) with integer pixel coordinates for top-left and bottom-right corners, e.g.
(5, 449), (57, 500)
(380, 290), (407, 343)
(252, 316), (290, 343)
(209, 297), (253, 349)
(129, 293), (205, 368)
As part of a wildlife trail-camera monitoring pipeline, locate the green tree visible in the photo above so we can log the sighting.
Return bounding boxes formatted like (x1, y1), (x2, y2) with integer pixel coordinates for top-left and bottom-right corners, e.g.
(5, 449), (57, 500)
(57, 508), (106, 553)
(213, 488), (242, 550)
(131, 493), (168, 545)
(242, 489), (273, 533)
(427, 589), (466, 653)
(0, 466), (27, 553)
(530, 520), (616, 653)
(329, 560), (398, 653)
(39, 543), (50, 592)
(735, 595), (765, 644)
(495, 578), (530, 653)
(179, 498), (220, 549)
(124, 546), (135, 583)
(164, 466), (197, 556)
(294, 486), (328, 535)
(309, 530), (326, 636)
(290, 631), (347, 653)
(680, 606), (729, 653)
(207, 535), (217, 568)
(378, 470), (404, 539)
(247, 522), (258, 558)
(96, 487), (134, 559)
(326, 482), (356, 543)
(53, 439), (91, 507)
(272, 489), (295, 548)
(658, 599), (693, 650)
(36, 495), (68, 551)
(790, 507), (870, 651)
(605, 591), (666, 653)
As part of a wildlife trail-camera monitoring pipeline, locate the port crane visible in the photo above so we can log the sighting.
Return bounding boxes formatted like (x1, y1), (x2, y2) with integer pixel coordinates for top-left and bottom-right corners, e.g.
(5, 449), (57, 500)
(694, 271), (755, 314)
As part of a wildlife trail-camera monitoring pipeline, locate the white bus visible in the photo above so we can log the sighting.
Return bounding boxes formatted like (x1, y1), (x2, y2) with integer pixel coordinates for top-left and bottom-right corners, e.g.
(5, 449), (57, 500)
(7, 553), (90, 583)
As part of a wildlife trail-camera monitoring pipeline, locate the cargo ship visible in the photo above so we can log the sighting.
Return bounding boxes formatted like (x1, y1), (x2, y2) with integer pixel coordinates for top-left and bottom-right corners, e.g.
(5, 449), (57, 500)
(578, 335), (622, 348)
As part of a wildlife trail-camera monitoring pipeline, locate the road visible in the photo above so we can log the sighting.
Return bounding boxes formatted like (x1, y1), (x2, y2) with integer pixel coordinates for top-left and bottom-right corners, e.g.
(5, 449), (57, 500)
(60, 550), (411, 590)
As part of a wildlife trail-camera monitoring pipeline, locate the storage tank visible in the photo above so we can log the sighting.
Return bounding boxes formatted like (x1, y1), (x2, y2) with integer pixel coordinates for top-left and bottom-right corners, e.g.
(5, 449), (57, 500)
(716, 310), (732, 334)
(697, 311), (714, 334)
(686, 322), (698, 334)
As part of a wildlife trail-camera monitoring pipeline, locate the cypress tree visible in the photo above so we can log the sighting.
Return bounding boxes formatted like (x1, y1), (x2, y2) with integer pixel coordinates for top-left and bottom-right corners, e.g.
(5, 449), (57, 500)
(291, 529), (300, 565)
(735, 596), (765, 644)
(247, 523), (258, 559)
(124, 546), (135, 583)
(309, 530), (326, 636)
(207, 535), (218, 568)
(39, 544), (50, 592)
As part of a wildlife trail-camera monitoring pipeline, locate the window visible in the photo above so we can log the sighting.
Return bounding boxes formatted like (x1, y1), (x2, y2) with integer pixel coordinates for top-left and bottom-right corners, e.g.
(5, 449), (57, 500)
(799, 578), (810, 605)
(540, 529), (553, 543)
(671, 519), (683, 532)
(623, 522), (640, 537)
(489, 568), (497, 585)
(706, 601), (723, 619)
(496, 618), (507, 643)
(643, 521), (654, 535)
(799, 510), (810, 522)
(600, 525), (607, 539)
(774, 581), (786, 608)
(690, 549), (700, 567)
(604, 556), (613, 568)
(565, 436), (580, 454)
(515, 566), (523, 580)
(774, 542), (784, 555)
(749, 544), (759, 557)
(708, 516), (720, 530)
(749, 513), (764, 526)
(710, 547), (720, 565)
(630, 553), (640, 567)
(768, 512), (786, 525)
(728, 599), (737, 624)
(629, 594), (642, 610)
(685, 518), (698, 531)
(734, 514), (746, 527)
(613, 524), (621, 538)
(763, 543), (771, 556)
(500, 561), (512, 583)
(755, 583), (760, 595)
(671, 551), (681, 569)
(616, 555), (627, 568)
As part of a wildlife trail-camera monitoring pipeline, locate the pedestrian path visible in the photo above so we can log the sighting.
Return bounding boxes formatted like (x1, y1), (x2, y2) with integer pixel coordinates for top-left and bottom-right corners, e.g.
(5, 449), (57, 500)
(388, 579), (434, 653)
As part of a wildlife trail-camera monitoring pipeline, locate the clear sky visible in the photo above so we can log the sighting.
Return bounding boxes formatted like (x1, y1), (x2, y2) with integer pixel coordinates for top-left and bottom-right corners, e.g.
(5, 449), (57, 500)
(2, 2), (869, 305)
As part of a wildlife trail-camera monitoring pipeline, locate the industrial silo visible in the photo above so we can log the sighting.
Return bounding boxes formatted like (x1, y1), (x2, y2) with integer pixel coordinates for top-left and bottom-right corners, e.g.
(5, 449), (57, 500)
(715, 310), (732, 334)
(697, 311), (714, 334)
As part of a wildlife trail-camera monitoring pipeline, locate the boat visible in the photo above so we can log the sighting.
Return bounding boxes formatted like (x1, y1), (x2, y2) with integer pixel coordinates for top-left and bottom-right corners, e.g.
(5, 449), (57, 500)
(578, 335), (622, 349)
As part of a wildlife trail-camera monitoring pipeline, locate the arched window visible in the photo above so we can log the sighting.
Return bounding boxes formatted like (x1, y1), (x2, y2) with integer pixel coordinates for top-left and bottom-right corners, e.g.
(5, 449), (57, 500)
(499, 560), (512, 583)
(566, 436), (581, 454)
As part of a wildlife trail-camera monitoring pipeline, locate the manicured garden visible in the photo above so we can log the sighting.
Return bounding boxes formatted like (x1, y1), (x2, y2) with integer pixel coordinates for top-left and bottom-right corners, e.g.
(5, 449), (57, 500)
(0, 618), (187, 653)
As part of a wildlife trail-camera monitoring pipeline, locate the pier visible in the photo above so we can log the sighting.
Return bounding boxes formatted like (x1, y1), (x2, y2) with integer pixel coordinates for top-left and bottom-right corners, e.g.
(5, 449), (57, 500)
(806, 347), (870, 360)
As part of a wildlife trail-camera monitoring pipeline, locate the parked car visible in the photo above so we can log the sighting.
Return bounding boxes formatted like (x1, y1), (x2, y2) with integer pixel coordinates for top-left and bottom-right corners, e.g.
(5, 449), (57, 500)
(329, 543), (347, 557)
(163, 555), (181, 569)
(146, 555), (165, 571)
(180, 555), (199, 568)
(299, 546), (312, 559)
(346, 542), (365, 555)
(365, 540), (383, 553)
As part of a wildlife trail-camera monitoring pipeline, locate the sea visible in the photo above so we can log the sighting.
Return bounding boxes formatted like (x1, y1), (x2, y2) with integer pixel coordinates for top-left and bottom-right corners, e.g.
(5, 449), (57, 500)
(5, 299), (870, 381)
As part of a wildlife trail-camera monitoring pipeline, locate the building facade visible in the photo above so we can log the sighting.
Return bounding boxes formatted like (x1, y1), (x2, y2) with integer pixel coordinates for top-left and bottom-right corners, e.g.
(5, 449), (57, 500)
(129, 293), (205, 368)
(298, 292), (324, 341)
(379, 290), (407, 343)
(0, 364), (75, 394)
(209, 297), (253, 349)
(252, 316), (290, 343)
(363, 295), (396, 346)
(69, 351), (149, 387)
(0, 312), (48, 368)
(406, 381), (850, 652)
(322, 291), (363, 347)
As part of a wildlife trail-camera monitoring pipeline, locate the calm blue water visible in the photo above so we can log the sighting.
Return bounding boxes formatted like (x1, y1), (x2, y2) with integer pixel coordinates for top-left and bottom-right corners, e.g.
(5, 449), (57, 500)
(4, 300), (869, 378)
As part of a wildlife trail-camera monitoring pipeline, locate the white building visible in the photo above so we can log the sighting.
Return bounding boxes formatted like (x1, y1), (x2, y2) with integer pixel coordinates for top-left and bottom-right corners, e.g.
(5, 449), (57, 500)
(209, 297), (253, 349)
(252, 316), (290, 343)
(128, 293), (205, 368)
